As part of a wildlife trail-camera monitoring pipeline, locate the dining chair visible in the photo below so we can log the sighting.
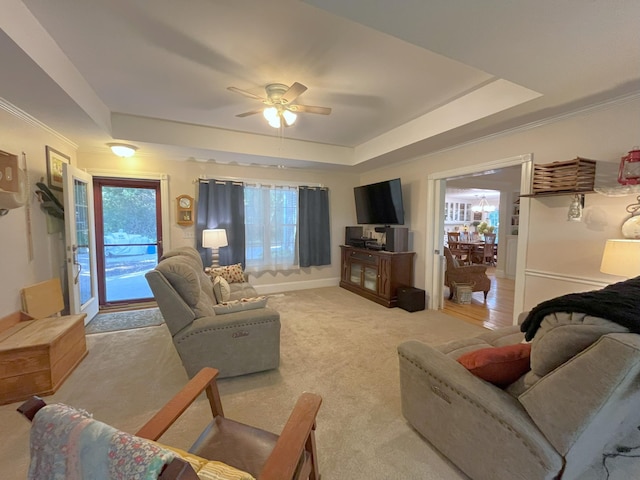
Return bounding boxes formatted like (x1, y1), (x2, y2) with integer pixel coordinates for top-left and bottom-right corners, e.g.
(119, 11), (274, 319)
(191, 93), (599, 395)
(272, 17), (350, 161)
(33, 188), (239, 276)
(446, 232), (469, 265)
(473, 233), (497, 266)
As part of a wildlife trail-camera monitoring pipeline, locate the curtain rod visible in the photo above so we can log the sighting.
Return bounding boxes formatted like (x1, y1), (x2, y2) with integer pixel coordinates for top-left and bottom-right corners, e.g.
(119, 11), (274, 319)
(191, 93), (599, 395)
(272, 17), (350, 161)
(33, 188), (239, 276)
(196, 175), (323, 188)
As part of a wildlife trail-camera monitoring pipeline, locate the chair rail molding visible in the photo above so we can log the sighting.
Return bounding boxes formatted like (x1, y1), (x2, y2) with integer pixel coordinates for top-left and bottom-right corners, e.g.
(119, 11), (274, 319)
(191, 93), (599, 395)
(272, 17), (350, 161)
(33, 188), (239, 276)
(524, 269), (612, 289)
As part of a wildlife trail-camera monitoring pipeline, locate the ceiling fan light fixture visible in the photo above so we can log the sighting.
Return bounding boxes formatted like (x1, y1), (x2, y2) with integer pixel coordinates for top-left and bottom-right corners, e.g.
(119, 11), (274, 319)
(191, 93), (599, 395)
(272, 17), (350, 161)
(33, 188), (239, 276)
(263, 106), (296, 128)
(263, 106), (278, 122)
(282, 109), (297, 126)
(108, 143), (138, 158)
(230, 82), (330, 126)
(263, 107), (281, 128)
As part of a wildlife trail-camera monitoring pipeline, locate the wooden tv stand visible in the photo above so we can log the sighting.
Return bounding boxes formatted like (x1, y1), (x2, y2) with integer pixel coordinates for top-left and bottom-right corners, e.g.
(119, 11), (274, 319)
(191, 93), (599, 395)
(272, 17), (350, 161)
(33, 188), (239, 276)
(340, 245), (415, 307)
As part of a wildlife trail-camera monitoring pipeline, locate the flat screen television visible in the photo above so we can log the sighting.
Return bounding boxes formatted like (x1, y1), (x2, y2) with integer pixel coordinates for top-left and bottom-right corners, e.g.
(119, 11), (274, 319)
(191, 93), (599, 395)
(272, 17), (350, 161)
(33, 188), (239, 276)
(354, 178), (405, 225)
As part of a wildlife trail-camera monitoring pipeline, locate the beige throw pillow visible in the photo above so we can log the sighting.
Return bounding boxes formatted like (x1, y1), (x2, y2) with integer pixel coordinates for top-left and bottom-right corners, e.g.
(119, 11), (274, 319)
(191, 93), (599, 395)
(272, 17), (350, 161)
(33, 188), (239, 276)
(209, 263), (245, 283)
(212, 276), (231, 303)
(213, 296), (268, 315)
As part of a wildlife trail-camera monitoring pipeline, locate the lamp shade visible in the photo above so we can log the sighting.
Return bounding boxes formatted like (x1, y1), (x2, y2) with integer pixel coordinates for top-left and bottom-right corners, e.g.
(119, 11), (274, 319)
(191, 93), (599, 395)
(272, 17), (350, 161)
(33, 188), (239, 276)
(202, 229), (228, 249)
(600, 239), (640, 277)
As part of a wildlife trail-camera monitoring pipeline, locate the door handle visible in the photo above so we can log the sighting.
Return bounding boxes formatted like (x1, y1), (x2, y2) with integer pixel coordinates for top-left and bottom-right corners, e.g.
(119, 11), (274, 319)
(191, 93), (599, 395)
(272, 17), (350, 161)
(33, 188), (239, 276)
(71, 244), (82, 284)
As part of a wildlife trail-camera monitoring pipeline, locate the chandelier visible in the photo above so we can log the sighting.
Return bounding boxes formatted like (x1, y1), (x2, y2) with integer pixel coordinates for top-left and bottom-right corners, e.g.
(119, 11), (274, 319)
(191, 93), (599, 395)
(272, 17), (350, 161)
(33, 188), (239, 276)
(471, 196), (496, 213)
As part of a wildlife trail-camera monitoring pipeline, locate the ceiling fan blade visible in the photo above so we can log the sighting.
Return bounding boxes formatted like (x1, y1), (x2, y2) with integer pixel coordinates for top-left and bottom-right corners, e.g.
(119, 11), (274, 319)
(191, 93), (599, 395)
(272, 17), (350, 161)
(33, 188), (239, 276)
(227, 86), (265, 101)
(281, 82), (307, 103)
(236, 109), (263, 118)
(292, 104), (332, 115)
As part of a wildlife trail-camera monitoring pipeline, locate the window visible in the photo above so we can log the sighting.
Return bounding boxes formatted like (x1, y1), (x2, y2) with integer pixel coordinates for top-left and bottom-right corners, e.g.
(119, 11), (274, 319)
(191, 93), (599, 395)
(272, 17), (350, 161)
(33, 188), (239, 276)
(244, 185), (298, 271)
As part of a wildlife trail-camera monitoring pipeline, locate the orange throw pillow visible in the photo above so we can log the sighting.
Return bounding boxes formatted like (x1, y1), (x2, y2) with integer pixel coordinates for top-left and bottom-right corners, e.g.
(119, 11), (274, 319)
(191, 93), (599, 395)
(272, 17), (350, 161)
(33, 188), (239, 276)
(457, 343), (532, 387)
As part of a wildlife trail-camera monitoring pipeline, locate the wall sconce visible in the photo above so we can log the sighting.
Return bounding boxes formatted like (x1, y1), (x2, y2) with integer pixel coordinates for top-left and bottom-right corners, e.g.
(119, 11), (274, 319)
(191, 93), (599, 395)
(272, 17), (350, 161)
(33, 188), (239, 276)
(107, 143), (138, 158)
(202, 228), (228, 268)
(600, 239), (640, 277)
(567, 193), (584, 222)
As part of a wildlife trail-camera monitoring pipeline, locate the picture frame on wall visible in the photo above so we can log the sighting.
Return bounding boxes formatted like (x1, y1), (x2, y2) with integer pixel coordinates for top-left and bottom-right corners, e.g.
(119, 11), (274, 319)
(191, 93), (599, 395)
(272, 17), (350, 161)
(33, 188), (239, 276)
(46, 146), (70, 191)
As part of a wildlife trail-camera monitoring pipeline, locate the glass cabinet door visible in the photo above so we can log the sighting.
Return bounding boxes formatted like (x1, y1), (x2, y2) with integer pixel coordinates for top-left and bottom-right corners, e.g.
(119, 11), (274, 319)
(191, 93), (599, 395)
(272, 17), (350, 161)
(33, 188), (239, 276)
(350, 263), (362, 284)
(363, 265), (378, 291)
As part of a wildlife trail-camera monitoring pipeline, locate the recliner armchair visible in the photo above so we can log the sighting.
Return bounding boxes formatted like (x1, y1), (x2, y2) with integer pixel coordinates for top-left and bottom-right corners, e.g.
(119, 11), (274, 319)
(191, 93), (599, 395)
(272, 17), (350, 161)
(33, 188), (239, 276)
(398, 311), (640, 480)
(145, 246), (280, 378)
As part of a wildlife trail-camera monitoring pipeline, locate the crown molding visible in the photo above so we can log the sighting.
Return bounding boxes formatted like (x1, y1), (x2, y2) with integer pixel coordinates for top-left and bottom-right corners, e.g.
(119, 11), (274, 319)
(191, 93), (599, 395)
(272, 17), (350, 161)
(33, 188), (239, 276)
(0, 97), (78, 149)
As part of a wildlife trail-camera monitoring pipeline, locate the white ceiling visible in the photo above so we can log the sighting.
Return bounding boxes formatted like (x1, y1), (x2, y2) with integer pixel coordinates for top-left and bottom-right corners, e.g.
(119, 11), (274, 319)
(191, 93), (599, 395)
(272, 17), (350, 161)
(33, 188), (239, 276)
(1, 0), (639, 171)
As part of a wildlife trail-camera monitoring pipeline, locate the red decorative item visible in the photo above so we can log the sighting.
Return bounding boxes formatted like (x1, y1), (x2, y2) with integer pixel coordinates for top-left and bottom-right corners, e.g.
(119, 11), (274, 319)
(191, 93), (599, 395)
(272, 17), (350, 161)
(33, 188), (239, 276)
(618, 146), (640, 185)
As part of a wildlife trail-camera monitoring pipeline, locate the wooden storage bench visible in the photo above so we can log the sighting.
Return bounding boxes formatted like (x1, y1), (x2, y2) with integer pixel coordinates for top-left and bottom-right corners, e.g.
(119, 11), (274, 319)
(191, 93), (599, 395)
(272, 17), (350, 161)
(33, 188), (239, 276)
(0, 313), (87, 405)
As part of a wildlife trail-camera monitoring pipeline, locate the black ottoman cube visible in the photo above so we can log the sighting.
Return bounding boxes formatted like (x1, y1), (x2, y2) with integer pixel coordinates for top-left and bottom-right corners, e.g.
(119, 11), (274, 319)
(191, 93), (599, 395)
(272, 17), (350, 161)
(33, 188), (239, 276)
(397, 287), (426, 312)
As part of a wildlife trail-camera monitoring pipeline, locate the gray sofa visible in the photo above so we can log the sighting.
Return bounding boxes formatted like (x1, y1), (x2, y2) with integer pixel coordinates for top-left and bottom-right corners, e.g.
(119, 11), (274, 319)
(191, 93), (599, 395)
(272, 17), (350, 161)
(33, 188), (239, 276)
(145, 246), (280, 379)
(398, 312), (640, 480)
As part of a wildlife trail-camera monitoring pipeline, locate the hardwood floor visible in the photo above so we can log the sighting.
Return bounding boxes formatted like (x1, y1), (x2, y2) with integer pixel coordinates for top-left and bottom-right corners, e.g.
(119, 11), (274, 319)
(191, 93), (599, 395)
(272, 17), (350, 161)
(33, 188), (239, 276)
(442, 267), (515, 330)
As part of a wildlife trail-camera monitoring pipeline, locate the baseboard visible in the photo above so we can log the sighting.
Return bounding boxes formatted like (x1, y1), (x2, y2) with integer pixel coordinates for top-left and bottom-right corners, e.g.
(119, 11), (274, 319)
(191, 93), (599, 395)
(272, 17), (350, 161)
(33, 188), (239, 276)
(253, 277), (340, 295)
(493, 268), (506, 278)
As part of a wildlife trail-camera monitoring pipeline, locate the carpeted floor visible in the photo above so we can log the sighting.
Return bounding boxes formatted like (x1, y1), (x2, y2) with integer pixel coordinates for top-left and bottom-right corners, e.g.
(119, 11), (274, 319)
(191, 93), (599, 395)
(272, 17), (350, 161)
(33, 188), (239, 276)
(85, 307), (164, 334)
(1, 287), (638, 479)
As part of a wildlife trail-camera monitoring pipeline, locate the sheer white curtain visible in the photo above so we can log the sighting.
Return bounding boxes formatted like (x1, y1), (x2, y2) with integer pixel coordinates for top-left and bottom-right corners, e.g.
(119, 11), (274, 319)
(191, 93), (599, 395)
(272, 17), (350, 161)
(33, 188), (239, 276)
(244, 184), (299, 272)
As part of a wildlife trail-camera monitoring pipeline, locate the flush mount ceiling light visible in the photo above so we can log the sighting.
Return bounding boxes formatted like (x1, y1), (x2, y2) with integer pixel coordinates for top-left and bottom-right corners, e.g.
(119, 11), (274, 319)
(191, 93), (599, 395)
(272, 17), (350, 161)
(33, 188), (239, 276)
(107, 143), (138, 158)
(471, 196), (496, 213)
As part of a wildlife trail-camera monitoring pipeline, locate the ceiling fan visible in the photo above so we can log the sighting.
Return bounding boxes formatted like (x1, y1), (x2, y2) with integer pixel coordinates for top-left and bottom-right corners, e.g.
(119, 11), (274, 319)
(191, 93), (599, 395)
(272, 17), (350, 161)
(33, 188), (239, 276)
(227, 82), (331, 128)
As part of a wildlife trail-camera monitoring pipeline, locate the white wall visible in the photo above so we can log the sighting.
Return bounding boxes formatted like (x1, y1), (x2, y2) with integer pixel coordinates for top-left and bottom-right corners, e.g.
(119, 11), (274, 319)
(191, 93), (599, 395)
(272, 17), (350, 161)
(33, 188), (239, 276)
(359, 96), (640, 309)
(2, 95), (638, 318)
(0, 107), (76, 318)
(77, 153), (358, 294)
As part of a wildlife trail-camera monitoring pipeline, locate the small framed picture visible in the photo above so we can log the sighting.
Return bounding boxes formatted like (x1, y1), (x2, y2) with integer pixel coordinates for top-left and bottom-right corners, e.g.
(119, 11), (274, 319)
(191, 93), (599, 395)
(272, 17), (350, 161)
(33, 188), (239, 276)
(473, 211), (482, 221)
(46, 146), (71, 191)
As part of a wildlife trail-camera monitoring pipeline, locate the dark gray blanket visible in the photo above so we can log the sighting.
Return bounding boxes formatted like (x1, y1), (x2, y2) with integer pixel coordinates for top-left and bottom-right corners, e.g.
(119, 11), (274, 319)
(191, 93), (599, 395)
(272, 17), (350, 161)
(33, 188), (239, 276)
(521, 276), (640, 341)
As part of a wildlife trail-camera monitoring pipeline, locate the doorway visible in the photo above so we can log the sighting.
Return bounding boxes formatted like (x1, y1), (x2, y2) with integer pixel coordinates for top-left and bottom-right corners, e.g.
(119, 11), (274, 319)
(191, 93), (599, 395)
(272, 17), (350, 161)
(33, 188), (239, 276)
(425, 153), (532, 325)
(93, 177), (163, 308)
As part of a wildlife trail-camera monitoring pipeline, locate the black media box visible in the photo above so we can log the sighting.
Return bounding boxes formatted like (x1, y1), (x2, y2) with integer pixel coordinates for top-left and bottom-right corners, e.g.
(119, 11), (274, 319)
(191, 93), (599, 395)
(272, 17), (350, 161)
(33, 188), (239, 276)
(397, 287), (426, 312)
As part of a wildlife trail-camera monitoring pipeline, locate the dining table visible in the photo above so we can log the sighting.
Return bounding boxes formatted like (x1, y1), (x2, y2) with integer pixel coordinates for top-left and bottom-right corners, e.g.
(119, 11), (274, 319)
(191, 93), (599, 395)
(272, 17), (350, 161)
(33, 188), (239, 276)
(450, 239), (498, 265)
(454, 240), (483, 265)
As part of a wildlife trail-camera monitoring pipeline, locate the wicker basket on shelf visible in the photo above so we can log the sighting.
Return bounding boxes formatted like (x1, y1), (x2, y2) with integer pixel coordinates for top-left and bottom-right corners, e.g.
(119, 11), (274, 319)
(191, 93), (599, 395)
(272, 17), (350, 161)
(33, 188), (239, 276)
(532, 157), (596, 194)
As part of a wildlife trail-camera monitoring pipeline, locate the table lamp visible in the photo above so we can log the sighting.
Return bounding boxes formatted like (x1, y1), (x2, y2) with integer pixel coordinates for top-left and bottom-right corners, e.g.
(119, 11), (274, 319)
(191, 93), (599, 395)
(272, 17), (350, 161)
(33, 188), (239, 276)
(600, 239), (640, 278)
(202, 228), (228, 268)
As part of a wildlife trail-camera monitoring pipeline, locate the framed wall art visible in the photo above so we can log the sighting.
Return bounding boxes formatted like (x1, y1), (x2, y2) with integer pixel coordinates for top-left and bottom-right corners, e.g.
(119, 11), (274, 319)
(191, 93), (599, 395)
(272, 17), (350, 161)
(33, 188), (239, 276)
(46, 146), (70, 191)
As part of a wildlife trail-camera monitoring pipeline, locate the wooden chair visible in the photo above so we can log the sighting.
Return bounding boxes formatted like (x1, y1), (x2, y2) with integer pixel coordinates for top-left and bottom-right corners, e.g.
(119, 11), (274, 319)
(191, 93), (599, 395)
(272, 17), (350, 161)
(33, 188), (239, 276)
(18, 367), (322, 480)
(446, 232), (469, 265)
(472, 233), (497, 266)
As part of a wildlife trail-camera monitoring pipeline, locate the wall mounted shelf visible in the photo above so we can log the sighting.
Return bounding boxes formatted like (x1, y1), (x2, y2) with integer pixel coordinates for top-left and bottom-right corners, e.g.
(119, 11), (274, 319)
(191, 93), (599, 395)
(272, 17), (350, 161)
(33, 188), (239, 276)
(519, 190), (595, 198)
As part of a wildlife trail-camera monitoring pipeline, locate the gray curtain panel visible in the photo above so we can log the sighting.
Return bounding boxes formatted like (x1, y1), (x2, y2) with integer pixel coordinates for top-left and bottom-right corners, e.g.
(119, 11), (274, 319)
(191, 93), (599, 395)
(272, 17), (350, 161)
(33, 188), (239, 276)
(298, 186), (331, 267)
(197, 180), (246, 268)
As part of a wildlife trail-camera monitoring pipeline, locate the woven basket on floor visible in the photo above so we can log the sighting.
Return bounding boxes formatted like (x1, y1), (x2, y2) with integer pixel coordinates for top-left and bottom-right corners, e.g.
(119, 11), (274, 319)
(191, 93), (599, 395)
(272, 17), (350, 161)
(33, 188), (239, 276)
(452, 282), (474, 304)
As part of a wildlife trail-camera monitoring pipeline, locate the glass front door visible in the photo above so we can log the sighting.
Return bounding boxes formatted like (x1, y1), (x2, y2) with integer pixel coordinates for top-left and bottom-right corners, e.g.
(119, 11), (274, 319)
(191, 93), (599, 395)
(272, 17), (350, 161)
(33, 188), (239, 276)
(93, 178), (162, 307)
